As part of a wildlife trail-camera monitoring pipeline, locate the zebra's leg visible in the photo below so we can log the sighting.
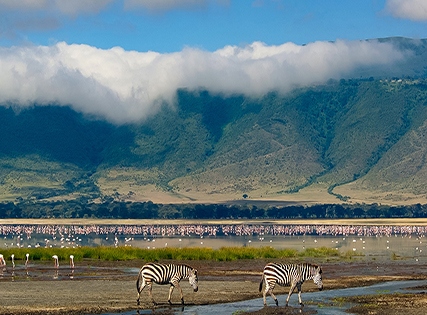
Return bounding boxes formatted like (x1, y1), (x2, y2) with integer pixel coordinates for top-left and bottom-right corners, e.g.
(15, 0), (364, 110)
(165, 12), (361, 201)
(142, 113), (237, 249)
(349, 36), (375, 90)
(297, 283), (303, 306)
(137, 290), (143, 305)
(168, 284), (175, 304)
(136, 277), (147, 306)
(174, 281), (185, 305)
(265, 282), (278, 306)
(285, 283), (297, 307)
(262, 283), (267, 306)
(270, 289), (278, 307)
(261, 276), (267, 306)
(147, 283), (157, 306)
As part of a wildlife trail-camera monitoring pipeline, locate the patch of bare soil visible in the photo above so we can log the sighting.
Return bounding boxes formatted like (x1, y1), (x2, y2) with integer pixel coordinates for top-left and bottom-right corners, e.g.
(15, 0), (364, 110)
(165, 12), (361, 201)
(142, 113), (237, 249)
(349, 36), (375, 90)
(0, 259), (426, 314)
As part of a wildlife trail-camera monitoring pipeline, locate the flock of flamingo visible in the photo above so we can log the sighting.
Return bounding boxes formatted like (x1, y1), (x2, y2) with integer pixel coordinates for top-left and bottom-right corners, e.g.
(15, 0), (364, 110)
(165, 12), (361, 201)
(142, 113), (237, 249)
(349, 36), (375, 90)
(0, 253), (74, 271)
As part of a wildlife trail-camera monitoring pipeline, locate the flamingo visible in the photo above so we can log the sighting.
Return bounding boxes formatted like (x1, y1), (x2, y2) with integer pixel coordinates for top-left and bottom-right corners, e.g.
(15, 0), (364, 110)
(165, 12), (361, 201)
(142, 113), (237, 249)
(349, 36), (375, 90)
(69, 255), (74, 269)
(25, 253), (29, 267)
(52, 255), (59, 268)
(11, 254), (15, 268)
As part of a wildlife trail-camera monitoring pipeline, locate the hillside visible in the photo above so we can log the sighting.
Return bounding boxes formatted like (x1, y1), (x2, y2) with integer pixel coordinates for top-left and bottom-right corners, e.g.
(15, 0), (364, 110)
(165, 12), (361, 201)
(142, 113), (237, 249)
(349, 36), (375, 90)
(0, 78), (426, 205)
(1, 38), (427, 206)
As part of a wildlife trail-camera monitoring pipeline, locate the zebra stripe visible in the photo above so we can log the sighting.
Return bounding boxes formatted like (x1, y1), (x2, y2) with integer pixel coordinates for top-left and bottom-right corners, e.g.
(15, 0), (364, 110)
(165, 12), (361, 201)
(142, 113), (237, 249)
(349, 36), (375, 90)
(259, 262), (323, 306)
(136, 263), (198, 306)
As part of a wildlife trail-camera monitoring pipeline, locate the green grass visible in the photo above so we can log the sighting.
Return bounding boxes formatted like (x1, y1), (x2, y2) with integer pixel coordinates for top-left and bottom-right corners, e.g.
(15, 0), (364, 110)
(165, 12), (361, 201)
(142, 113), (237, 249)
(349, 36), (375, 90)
(0, 246), (339, 262)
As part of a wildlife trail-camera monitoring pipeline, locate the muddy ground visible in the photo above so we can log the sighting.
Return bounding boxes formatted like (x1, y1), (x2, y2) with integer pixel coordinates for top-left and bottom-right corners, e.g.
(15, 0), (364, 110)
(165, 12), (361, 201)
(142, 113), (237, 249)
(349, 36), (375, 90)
(1, 259), (427, 314)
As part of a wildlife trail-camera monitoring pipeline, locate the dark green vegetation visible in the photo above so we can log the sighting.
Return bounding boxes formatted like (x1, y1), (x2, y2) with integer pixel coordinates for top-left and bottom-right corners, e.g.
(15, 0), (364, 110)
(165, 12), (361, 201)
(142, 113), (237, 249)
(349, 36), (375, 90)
(0, 246), (339, 262)
(1, 37), (427, 205)
(0, 200), (426, 219)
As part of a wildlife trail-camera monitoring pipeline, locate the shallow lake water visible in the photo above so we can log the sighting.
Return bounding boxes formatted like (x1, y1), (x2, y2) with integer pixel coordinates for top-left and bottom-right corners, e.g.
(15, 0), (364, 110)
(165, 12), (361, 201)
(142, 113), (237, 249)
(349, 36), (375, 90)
(0, 263), (139, 281)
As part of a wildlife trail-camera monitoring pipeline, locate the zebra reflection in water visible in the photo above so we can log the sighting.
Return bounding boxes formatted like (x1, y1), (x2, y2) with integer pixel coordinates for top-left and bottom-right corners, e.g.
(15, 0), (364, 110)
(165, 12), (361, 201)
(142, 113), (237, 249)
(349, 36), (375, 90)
(136, 262), (198, 306)
(260, 262), (323, 306)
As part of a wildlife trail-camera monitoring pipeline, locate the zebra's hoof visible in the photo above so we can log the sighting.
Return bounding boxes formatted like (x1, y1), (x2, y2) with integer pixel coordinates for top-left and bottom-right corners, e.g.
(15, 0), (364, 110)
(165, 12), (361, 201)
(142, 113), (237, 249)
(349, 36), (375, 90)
(285, 303), (289, 307)
(136, 300), (140, 306)
(275, 300), (278, 306)
(300, 303), (304, 307)
(168, 300), (172, 305)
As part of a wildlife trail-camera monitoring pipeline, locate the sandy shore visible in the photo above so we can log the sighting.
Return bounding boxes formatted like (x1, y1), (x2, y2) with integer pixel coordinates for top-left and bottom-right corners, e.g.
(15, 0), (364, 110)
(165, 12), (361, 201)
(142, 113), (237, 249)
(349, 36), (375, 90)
(1, 259), (427, 314)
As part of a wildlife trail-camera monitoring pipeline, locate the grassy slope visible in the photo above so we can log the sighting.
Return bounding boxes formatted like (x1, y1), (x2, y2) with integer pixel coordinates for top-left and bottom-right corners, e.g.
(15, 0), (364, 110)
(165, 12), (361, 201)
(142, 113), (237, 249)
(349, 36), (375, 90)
(2, 78), (427, 205)
(335, 80), (427, 204)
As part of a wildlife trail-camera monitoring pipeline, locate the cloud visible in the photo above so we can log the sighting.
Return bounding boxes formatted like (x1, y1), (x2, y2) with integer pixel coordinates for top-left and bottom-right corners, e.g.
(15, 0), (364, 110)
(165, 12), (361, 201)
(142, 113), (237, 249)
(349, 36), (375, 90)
(124, 0), (206, 11)
(0, 40), (407, 124)
(0, 0), (113, 15)
(123, 0), (229, 12)
(0, 0), (114, 40)
(385, 0), (427, 21)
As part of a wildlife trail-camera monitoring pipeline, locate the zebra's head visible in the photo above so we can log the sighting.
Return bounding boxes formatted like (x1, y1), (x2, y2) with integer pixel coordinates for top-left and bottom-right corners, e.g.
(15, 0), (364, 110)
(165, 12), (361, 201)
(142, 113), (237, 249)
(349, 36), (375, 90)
(312, 265), (323, 291)
(188, 268), (199, 292)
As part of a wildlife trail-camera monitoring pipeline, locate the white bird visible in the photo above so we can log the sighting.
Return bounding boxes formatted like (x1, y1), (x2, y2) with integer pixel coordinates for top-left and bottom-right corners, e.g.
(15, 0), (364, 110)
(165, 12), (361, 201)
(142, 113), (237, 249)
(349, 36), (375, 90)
(25, 253), (29, 267)
(0, 254), (6, 267)
(11, 254), (15, 268)
(52, 255), (59, 268)
(69, 255), (74, 269)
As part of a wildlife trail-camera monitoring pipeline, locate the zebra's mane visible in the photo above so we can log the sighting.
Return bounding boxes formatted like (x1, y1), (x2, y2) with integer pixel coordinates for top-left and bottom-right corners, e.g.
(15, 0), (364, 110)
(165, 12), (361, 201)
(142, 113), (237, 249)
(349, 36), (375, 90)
(305, 263), (322, 277)
(177, 264), (196, 271)
(275, 262), (322, 276)
(270, 262), (320, 270)
(176, 263), (197, 276)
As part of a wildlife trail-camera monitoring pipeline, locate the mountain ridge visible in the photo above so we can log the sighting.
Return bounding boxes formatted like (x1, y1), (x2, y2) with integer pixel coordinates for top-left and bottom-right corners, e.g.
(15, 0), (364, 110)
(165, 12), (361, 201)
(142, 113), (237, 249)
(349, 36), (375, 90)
(1, 38), (427, 205)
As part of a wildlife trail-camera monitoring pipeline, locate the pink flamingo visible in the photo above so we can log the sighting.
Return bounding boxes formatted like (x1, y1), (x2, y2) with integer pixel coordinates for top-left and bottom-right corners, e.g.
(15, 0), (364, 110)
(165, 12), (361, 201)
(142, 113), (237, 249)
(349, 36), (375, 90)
(69, 255), (74, 269)
(25, 253), (29, 267)
(52, 255), (59, 268)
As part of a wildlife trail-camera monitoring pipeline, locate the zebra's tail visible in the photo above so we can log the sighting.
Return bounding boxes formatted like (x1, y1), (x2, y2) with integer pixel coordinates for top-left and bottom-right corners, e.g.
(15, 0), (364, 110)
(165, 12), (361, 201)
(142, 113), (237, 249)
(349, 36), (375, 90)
(259, 274), (264, 292)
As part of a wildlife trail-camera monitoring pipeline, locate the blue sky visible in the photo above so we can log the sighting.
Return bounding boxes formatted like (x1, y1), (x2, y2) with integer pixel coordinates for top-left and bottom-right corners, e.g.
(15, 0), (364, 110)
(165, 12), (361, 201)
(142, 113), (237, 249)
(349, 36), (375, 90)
(1, 0), (426, 52)
(0, 0), (426, 124)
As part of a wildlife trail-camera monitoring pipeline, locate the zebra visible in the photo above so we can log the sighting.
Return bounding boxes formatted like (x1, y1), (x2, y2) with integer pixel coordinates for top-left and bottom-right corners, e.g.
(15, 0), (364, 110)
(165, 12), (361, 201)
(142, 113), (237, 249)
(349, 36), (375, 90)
(136, 262), (198, 306)
(259, 262), (323, 307)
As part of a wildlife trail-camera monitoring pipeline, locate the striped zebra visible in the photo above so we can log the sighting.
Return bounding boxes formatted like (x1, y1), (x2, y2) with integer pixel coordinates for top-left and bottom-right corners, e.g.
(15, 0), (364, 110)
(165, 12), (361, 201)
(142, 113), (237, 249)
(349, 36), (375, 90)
(136, 262), (198, 306)
(259, 262), (323, 307)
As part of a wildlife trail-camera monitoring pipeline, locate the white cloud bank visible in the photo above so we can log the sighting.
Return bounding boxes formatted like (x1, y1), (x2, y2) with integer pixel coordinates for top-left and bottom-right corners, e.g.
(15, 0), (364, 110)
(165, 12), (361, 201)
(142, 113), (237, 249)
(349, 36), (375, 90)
(0, 40), (407, 124)
(386, 0), (427, 21)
